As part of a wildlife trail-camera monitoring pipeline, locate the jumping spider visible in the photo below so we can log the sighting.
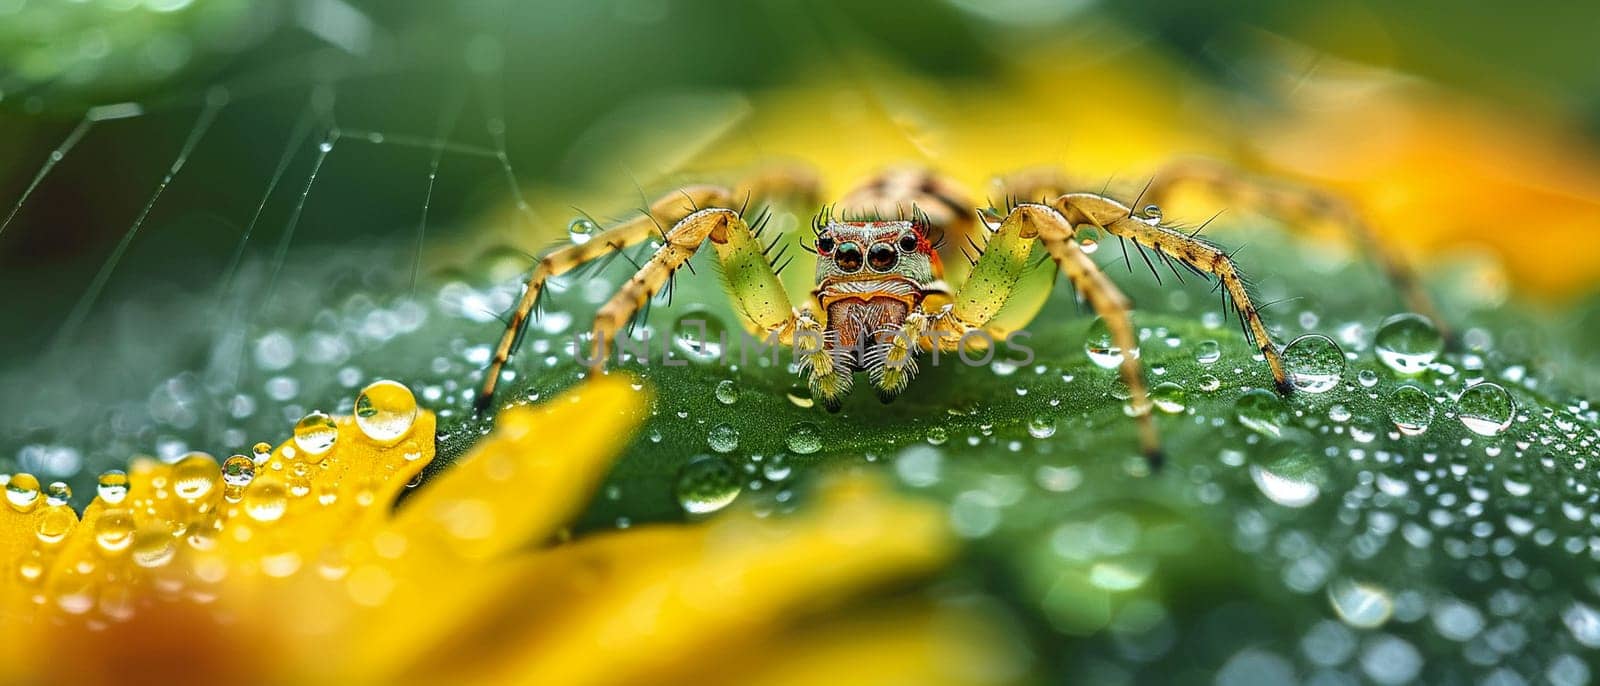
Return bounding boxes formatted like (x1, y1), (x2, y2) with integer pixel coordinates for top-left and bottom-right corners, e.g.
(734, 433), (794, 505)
(477, 161), (1442, 465)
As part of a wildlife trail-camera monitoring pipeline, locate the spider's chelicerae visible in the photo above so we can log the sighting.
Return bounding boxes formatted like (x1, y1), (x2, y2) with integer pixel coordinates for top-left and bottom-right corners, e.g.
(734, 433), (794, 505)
(477, 161), (1443, 465)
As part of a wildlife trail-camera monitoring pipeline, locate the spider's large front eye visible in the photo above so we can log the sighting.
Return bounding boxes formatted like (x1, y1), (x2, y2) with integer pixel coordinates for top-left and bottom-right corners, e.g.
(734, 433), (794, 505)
(897, 233), (920, 253)
(816, 235), (835, 255)
(868, 243), (899, 272)
(834, 242), (863, 272)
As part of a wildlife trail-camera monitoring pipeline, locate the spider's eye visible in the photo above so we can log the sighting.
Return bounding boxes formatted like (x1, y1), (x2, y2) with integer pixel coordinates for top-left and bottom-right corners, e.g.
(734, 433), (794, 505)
(816, 235), (835, 255)
(897, 233), (920, 253)
(868, 243), (899, 272)
(834, 242), (863, 272)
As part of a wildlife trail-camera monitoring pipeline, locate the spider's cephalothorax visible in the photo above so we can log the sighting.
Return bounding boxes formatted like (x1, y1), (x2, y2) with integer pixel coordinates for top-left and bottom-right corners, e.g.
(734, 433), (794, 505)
(807, 218), (943, 405)
(476, 162), (1448, 468)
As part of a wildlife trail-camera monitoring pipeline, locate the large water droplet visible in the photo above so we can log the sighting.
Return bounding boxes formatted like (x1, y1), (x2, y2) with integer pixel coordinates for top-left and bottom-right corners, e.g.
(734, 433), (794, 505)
(293, 411), (339, 456)
(1374, 313), (1442, 375)
(1234, 390), (1288, 437)
(1075, 226), (1101, 254)
(1458, 382), (1514, 436)
(355, 380), (418, 443)
(5, 473), (40, 511)
(1027, 416), (1057, 438)
(714, 379), (740, 406)
(172, 452), (219, 501)
(675, 455), (741, 515)
(1141, 204), (1163, 223)
(1284, 334), (1345, 393)
(95, 510), (135, 552)
(707, 423), (740, 453)
(1387, 386), (1434, 436)
(245, 478), (289, 522)
(785, 422), (822, 454)
(671, 309), (730, 363)
(44, 481), (72, 507)
(1084, 317), (1138, 370)
(567, 217), (598, 244)
(96, 470), (129, 505)
(222, 455), (257, 487)
(1249, 453), (1322, 507)
(1194, 340), (1221, 365)
(1328, 578), (1394, 628)
(1151, 381), (1186, 414)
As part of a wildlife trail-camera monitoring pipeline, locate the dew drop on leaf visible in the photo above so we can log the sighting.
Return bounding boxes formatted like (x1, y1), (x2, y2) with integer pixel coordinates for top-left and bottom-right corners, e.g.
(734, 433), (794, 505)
(1387, 385), (1435, 436)
(675, 455), (741, 515)
(5, 473), (40, 511)
(1084, 317), (1137, 370)
(1027, 416), (1057, 438)
(1374, 313), (1442, 375)
(1234, 389), (1288, 437)
(784, 422), (822, 454)
(707, 423), (740, 453)
(714, 379), (740, 406)
(1284, 333), (1345, 393)
(1194, 339), (1221, 365)
(1457, 382), (1515, 436)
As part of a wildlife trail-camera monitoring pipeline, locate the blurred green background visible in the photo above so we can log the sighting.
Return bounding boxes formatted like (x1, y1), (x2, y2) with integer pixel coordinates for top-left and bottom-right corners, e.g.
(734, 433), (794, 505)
(4, 2), (1600, 684)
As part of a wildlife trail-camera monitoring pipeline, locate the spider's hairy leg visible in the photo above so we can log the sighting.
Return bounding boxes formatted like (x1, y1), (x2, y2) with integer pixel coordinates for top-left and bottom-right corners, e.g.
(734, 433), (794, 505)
(475, 163), (820, 413)
(587, 208), (798, 373)
(475, 185), (731, 412)
(934, 204), (1163, 466)
(1148, 157), (1450, 341)
(1052, 192), (1294, 395)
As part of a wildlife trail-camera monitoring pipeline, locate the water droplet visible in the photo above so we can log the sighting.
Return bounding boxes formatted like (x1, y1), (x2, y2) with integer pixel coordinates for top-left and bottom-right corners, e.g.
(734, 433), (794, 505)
(567, 217), (597, 245)
(96, 470), (129, 505)
(1249, 452), (1322, 507)
(1458, 382), (1514, 436)
(293, 411), (339, 456)
(1151, 381), (1186, 414)
(251, 442), (273, 464)
(1357, 369), (1379, 387)
(1374, 313), (1442, 375)
(44, 481), (72, 507)
(675, 455), (741, 515)
(5, 473), (40, 511)
(671, 309), (730, 363)
(1141, 204), (1163, 223)
(172, 452), (219, 501)
(95, 510), (135, 552)
(1194, 340), (1221, 365)
(355, 380), (418, 443)
(762, 455), (792, 481)
(707, 423), (740, 453)
(1328, 578), (1394, 628)
(1198, 374), (1221, 392)
(1027, 416), (1057, 438)
(132, 528), (175, 568)
(1084, 317), (1138, 370)
(1075, 226), (1101, 254)
(714, 379), (740, 405)
(222, 455), (257, 487)
(35, 504), (74, 545)
(785, 422), (822, 454)
(925, 427), (948, 445)
(1234, 389), (1288, 437)
(244, 478), (289, 522)
(1387, 386), (1434, 436)
(1284, 334), (1345, 393)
